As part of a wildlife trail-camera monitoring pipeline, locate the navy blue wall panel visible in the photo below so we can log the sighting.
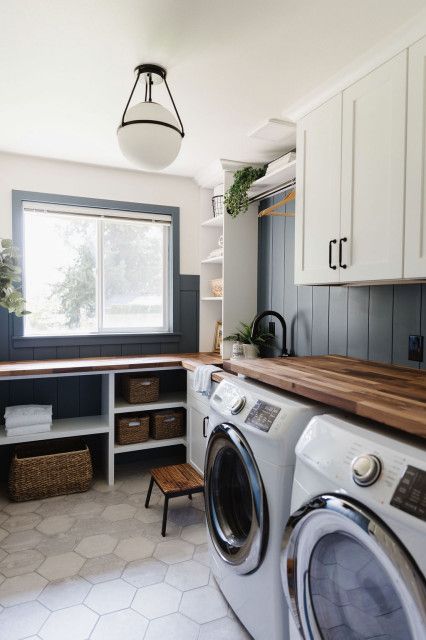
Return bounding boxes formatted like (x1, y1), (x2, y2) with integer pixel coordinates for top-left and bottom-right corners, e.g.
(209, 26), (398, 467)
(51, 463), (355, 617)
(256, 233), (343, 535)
(0, 275), (199, 419)
(258, 193), (424, 369)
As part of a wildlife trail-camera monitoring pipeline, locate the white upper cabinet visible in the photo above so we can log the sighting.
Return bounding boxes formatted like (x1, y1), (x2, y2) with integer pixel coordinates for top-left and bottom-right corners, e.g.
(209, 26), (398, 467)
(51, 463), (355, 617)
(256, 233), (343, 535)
(295, 94), (342, 285)
(340, 51), (407, 282)
(405, 36), (426, 278)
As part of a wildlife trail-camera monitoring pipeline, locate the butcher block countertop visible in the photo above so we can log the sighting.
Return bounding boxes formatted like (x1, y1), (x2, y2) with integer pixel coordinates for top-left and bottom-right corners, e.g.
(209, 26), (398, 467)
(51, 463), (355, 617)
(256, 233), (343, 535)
(223, 355), (426, 439)
(0, 352), (223, 379)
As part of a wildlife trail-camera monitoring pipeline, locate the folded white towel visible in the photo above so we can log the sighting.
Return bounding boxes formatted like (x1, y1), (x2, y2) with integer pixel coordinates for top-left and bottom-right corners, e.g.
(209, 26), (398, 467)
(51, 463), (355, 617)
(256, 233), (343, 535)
(193, 365), (221, 397)
(5, 423), (51, 437)
(5, 405), (52, 428)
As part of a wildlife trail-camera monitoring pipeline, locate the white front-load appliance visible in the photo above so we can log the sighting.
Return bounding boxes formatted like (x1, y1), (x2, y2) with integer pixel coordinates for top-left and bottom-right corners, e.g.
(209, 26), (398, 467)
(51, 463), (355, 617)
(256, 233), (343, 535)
(281, 414), (426, 640)
(205, 376), (326, 640)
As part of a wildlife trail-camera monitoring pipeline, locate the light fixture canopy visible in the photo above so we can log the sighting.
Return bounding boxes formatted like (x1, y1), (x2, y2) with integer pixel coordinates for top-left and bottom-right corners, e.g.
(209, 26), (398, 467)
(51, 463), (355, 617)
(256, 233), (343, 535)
(117, 64), (185, 171)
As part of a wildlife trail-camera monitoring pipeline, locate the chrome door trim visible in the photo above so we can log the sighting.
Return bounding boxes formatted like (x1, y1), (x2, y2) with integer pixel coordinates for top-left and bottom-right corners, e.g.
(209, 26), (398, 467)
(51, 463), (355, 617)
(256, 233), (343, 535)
(281, 494), (426, 640)
(204, 422), (268, 575)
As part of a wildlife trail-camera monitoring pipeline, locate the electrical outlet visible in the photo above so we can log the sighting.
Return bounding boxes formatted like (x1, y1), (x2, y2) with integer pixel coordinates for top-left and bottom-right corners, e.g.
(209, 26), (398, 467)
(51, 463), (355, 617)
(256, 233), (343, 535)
(408, 335), (424, 362)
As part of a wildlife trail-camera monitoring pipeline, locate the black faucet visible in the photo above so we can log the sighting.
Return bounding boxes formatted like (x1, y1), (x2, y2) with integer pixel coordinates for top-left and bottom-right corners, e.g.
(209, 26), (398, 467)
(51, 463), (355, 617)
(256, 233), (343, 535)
(251, 310), (289, 357)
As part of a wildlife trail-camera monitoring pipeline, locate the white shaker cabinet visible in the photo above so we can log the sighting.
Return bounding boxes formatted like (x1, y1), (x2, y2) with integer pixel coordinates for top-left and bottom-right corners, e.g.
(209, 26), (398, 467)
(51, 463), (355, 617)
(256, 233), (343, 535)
(405, 36), (426, 278)
(340, 51), (407, 282)
(295, 94), (342, 285)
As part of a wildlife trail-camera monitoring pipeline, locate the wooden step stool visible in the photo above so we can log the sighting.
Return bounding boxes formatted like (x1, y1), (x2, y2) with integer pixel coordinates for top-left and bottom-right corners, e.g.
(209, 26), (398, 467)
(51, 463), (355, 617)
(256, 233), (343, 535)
(145, 463), (204, 537)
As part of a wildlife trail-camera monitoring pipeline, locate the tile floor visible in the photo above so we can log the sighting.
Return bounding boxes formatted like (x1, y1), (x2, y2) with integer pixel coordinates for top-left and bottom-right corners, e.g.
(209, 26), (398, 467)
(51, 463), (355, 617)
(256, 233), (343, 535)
(0, 462), (251, 639)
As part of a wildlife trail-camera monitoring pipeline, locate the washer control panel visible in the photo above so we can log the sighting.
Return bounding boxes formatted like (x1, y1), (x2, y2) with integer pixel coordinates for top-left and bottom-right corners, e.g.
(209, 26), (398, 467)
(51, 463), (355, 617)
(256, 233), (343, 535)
(391, 465), (426, 522)
(244, 400), (281, 432)
(351, 454), (382, 487)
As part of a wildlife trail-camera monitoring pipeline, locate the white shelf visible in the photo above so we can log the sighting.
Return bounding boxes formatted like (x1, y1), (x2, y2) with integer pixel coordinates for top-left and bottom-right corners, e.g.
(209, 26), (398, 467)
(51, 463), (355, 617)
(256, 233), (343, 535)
(201, 256), (223, 265)
(201, 215), (224, 228)
(248, 160), (296, 199)
(0, 415), (109, 445)
(114, 436), (187, 454)
(201, 297), (222, 301)
(114, 391), (187, 414)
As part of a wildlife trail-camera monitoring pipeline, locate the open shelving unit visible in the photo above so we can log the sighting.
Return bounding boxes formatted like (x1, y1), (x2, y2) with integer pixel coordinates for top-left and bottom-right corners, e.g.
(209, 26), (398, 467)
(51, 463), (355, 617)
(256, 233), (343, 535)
(0, 415), (110, 445)
(248, 160), (296, 200)
(198, 161), (259, 356)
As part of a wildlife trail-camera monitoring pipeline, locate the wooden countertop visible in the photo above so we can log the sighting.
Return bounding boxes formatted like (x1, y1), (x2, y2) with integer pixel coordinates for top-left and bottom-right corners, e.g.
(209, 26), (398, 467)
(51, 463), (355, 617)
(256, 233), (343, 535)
(223, 355), (426, 438)
(0, 353), (223, 378)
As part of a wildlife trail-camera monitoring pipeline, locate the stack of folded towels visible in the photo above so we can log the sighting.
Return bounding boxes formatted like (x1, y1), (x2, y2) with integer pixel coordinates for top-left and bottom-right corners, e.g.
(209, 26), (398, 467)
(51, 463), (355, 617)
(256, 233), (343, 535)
(4, 404), (53, 437)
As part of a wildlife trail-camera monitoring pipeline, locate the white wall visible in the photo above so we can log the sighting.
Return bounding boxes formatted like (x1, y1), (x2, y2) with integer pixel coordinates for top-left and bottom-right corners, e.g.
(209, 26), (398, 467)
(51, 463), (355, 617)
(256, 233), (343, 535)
(0, 152), (200, 275)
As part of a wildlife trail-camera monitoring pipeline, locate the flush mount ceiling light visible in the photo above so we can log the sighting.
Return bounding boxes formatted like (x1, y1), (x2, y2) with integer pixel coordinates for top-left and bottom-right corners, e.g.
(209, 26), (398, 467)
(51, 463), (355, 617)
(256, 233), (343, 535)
(117, 64), (185, 171)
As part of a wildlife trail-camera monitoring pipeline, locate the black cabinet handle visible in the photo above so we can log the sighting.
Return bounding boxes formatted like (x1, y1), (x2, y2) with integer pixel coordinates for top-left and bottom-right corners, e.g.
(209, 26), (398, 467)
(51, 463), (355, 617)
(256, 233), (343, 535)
(203, 416), (209, 438)
(339, 237), (347, 269)
(328, 239), (337, 270)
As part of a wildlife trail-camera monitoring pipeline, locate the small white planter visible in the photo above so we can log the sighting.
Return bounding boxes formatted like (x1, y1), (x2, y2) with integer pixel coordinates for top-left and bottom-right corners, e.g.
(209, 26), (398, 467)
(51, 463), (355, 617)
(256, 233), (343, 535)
(243, 344), (259, 359)
(231, 342), (244, 360)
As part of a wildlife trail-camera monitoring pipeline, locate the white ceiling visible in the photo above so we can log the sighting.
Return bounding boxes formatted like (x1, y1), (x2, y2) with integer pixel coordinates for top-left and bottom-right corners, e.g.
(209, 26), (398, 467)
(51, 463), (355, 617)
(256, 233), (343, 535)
(1, 0), (425, 179)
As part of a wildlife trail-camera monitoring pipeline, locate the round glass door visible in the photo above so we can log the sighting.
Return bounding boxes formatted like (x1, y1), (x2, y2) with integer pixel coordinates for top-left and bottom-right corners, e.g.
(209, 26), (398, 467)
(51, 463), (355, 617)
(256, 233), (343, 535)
(282, 495), (426, 640)
(205, 423), (268, 575)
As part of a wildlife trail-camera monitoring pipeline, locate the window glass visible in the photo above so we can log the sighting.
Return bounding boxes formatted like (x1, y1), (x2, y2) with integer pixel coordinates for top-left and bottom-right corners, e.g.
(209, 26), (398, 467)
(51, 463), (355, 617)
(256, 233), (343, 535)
(22, 205), (171, 336)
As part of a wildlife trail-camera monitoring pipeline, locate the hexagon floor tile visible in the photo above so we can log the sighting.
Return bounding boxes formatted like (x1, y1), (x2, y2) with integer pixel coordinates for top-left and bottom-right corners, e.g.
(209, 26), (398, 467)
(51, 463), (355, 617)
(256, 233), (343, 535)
(132, 582), (181, 619)
(0, 463), (248, 640)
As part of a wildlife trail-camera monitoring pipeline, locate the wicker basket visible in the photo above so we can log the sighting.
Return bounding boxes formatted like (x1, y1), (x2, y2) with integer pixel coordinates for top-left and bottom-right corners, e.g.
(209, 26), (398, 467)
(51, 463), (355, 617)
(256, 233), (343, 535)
(115, 414), (150, 445)
(8, 438), (93, 502)
(122, 375), (160, 404)
(210, 278), (223, 297)
(150, 409), (186, 440)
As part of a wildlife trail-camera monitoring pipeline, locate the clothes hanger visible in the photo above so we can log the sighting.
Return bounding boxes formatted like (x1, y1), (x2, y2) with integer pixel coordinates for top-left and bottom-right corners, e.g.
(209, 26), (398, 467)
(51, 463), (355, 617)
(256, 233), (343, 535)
(258, 189), (295, 218)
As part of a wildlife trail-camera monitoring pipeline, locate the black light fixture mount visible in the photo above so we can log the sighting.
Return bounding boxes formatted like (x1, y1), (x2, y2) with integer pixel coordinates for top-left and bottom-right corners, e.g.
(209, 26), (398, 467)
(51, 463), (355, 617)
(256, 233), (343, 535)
(119, 64), (185, 138)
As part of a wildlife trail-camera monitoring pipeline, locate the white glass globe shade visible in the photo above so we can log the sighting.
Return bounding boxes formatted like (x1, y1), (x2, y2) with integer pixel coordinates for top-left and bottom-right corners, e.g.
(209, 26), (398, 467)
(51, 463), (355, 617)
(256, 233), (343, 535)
(117, 101), (182, 171)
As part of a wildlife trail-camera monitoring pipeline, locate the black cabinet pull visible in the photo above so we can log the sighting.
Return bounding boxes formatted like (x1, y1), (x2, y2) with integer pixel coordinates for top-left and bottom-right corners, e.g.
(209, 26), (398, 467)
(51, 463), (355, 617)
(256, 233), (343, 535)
(203, 416), (209, 438)
(329, 239), (337, 270)
(339, 237), (347, 269)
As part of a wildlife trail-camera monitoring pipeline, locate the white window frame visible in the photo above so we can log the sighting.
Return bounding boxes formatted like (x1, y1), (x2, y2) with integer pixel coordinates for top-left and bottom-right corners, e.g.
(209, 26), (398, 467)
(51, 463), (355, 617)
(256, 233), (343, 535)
(22, 201), (173, 337)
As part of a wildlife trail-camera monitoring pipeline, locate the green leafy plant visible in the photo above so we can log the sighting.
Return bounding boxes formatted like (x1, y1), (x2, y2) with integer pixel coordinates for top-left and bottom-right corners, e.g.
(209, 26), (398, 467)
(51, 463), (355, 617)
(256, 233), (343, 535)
(224, 321), (274, 346)
(0, 239), (29, 316)
(224, 165), (267, 218)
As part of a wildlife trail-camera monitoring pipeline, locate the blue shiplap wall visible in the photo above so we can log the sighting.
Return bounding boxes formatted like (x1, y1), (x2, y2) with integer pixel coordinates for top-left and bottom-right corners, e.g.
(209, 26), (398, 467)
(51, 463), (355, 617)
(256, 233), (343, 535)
(0, 275), (199, 419)
(258, 194), (425, 370)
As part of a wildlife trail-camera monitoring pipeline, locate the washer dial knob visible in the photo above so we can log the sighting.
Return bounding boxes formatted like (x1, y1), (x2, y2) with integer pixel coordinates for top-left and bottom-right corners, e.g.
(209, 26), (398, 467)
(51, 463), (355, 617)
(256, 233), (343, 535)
(230, 396), (246, 415)
(351, 454), (382, 486)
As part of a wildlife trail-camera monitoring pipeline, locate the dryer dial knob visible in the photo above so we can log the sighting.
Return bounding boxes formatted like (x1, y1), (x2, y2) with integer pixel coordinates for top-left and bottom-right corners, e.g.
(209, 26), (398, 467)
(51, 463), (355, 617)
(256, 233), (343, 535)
(351, 454), (382, 486)
(230, 396), (246, 415)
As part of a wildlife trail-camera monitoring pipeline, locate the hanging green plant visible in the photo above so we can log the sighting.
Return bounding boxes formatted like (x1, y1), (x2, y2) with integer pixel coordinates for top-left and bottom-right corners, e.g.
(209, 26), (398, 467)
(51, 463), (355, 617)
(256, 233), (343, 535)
(0, 239), (29, 316)
(224, 165), (267, 218)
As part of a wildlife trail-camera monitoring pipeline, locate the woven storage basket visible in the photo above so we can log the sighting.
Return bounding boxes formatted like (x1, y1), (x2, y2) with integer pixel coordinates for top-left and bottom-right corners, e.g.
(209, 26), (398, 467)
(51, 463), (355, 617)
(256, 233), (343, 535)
(122, 375), (160, 404)
(150, 409), (186, 440)
(115, 414), (150, 445)
(8, 438), (93, 502)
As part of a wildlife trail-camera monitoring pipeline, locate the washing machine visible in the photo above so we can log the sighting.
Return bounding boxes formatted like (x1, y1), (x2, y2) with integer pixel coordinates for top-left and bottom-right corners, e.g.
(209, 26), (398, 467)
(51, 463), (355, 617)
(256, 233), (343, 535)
(204, 376), (326, 640)
(281, 413), (426, 640)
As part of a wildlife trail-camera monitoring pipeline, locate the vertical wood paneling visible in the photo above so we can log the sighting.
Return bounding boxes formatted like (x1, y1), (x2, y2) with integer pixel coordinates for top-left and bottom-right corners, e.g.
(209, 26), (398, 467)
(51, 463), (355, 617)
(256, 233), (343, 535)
(79, 376), (101, 416)
(347, 287), (370, 359)
(312, 287), (330, 355)
(296, 286), (313, 356)
(258, 195), (424, 366)
(368, 286), (394, 363)
(392, 285), (421, 368)
(283, 216), (298, 355)
(79, 345), (102, 358)
(270, 212), (286, 349)
(328, 287), (348, 355)
(57, 376), (80, 418)
(33, 379), (59, 418)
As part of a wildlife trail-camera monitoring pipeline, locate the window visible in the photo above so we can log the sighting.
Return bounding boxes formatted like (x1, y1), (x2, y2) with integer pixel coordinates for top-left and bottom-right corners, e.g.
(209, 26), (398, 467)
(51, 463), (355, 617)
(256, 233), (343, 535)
(22, 202), (172, 336)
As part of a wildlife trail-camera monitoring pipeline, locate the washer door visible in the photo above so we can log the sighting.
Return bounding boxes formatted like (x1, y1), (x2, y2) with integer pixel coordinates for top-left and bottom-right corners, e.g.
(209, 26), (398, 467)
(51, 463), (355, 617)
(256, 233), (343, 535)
(281, 494), (426, 640)
(205, 423), (268, 575)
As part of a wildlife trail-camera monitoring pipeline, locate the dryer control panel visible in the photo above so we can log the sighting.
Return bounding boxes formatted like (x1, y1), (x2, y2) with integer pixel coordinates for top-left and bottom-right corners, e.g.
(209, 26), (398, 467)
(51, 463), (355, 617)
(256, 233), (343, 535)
(391, 466), (426, 522)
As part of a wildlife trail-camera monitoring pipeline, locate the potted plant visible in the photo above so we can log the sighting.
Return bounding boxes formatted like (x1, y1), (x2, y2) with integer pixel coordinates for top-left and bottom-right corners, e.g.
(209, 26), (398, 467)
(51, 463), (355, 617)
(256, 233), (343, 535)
(224, 165), (267, 218)
(0, 239), (29, 316)
(224, 321), (274, 359)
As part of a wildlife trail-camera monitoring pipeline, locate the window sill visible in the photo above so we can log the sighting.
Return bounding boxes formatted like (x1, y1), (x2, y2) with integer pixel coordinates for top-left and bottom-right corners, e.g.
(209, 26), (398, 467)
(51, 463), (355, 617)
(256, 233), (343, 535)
(12, 332), (181, 349)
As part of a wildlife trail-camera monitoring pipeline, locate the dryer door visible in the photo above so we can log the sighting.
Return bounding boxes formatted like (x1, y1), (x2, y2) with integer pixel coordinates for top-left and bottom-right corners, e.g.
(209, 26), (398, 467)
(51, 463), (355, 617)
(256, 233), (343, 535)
(205, 423), (268, 575)
(281, 494), (426, 640)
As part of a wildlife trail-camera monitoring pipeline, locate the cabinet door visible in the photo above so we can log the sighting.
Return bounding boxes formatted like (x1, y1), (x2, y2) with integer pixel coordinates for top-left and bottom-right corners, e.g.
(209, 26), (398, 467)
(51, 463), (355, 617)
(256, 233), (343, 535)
(340, 51), (407, 282)
(405, 36), (426, 278)
(295, 94), (342, 285)
(188, 402), (209, 476)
